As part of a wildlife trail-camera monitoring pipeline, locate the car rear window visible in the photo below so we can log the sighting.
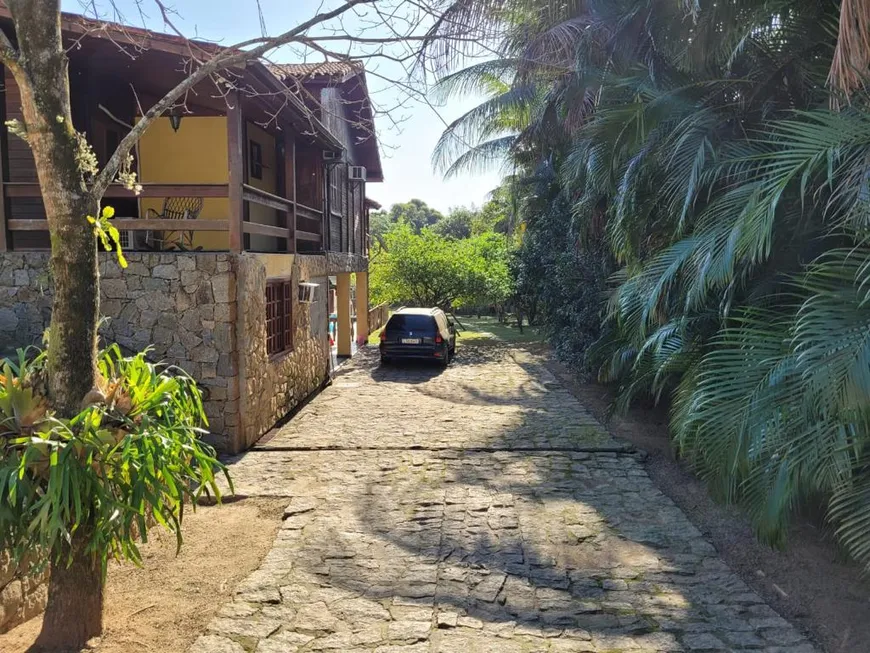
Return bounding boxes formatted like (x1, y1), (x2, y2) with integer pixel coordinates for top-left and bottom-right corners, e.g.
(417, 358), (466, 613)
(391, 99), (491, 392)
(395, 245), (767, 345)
(386, 314), (436, 332)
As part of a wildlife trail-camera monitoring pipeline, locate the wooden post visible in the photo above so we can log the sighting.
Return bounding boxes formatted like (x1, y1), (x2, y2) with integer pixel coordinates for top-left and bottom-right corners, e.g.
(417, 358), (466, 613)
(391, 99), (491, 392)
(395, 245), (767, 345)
(355, 270), (369, 344)
(226, 90), (244, 253)
(344, 163), (350, 253)
(289, 137), (297, 253)
(336, 272), (352, 357)
(322, 158), (329, 251)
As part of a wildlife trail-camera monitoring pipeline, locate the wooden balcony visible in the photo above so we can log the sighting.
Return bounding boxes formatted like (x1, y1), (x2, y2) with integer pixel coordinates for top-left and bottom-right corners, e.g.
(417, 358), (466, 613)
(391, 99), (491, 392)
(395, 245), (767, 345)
(1, 182), (324, 253)
(0, 88), (327, 253)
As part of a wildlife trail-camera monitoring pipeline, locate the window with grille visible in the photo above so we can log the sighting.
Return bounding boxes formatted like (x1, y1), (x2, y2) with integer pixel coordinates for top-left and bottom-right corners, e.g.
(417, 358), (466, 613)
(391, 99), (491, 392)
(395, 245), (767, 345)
(266, 278), (293, 356)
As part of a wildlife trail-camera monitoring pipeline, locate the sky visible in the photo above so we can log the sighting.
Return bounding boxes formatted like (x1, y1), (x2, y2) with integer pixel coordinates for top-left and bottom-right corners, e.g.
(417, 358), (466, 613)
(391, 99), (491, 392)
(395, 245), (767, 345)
(67, 0), (504, 213)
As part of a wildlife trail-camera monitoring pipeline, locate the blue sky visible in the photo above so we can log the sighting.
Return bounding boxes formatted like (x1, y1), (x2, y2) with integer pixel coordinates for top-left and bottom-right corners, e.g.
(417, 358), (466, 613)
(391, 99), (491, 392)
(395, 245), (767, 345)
(71, 0), (503, 213)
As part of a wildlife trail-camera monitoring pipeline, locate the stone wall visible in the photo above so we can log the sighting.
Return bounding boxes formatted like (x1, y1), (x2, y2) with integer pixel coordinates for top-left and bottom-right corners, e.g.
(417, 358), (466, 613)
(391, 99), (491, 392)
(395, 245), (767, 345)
(236, 253), (330, 450)
(0, 252), (240, 450)
(0, 553), (46, 634)
(326, 251), (367, 275)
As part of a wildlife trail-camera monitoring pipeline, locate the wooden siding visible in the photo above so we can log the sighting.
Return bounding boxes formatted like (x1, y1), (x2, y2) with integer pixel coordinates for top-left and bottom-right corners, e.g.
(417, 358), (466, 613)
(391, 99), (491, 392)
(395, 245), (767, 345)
(320, 86), (368, 257)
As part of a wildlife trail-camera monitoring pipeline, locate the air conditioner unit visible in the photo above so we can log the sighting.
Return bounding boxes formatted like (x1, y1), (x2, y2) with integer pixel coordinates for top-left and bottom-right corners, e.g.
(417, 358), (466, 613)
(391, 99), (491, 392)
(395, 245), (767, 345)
(323, 150), (344, 161)
(349, 166), (367, 181)
(298, 281), (319, 303)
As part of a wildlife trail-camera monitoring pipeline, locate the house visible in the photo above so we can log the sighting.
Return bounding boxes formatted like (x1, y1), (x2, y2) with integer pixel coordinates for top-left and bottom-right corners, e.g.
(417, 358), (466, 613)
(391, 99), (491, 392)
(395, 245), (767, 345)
(0, 8), (382, 453)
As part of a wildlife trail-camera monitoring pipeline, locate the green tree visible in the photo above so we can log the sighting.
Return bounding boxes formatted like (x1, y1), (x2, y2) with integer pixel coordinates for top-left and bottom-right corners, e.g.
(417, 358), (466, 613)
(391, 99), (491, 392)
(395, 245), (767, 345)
(389, 198), (445, 233)
(369, 209), (394, 245)
(431, 207), (475, 239)
(370, 224), (511, 309)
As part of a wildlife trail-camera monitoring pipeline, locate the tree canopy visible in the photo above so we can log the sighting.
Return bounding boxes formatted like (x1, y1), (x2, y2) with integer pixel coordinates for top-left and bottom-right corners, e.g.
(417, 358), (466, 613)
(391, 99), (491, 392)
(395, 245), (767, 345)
(370, 204), (513, 310)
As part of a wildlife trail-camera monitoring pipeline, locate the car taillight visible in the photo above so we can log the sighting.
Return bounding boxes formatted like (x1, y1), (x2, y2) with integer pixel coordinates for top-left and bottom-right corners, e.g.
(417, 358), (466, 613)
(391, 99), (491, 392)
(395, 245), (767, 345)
(379, 330), (387, 342)
(435, 333), (443, 344)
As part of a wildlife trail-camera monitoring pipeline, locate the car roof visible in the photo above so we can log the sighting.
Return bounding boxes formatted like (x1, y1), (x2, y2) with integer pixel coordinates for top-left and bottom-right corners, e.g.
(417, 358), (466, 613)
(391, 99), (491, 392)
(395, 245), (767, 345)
(394, 307), (441, 316)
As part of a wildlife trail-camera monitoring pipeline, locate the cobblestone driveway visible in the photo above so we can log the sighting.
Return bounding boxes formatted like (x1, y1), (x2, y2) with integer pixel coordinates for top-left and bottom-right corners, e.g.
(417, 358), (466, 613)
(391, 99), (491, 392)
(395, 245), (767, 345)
(192, 344), (817, 653)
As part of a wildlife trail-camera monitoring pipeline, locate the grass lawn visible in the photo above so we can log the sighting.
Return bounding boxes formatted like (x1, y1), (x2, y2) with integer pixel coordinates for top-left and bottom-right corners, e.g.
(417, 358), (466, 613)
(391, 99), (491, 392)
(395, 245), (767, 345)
(366, 314), (541, 345)
(454, 315), (541, 344)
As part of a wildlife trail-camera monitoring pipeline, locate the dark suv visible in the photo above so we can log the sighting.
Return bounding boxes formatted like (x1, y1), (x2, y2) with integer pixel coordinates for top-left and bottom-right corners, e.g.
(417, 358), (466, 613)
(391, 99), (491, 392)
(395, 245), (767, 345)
(379, 308), (456, 367)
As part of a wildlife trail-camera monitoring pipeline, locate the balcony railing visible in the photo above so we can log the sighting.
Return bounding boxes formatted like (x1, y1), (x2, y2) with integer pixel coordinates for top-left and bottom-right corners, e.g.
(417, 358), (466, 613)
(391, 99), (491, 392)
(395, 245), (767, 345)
(1, 182), (323, 253)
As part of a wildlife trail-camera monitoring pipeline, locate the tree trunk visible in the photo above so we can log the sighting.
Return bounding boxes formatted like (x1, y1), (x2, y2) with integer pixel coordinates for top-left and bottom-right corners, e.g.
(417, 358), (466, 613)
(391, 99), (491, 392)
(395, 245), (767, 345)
(8, 0), (99, 415)
(34, 530), (104, 650)
(527, 302), (538, 326)
(9, 3), (103, 644)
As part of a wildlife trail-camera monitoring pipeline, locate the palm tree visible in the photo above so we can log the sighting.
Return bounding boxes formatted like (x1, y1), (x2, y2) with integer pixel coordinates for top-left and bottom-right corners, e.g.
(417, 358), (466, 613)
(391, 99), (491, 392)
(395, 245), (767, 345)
(429, 0), (870, 570)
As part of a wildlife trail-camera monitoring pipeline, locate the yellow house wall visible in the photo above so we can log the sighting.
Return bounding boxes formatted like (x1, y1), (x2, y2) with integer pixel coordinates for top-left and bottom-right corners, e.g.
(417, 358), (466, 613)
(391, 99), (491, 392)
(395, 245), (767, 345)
(138, 116), (230, 250)
(256, 253), (295, 279)
(246, 123), (280, 251)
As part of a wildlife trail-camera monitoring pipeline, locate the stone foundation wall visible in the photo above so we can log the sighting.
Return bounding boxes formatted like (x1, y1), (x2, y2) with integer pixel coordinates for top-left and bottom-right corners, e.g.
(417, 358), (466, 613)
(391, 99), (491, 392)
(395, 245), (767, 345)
(236, 253), (330, 450)
(0, 252), (240, 452)
(326, 251), (367, 274)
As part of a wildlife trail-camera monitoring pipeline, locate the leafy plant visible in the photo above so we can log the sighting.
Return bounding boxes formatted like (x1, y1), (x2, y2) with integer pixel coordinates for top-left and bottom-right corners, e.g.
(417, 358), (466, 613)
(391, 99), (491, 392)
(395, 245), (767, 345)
(87, 205), (128, 269)
(0, 343), (228, 645)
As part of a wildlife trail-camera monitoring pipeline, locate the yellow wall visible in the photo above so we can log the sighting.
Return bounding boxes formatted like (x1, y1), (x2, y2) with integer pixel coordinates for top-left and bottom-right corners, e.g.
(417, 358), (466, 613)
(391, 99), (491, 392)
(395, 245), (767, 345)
(256, 253), (294, 278)
(246, 123), (280, 251)
(138, 116), (229, 250)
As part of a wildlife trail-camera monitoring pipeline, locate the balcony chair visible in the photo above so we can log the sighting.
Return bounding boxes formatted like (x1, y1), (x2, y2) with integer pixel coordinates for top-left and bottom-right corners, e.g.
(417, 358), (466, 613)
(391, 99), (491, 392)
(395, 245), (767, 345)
(144, 196), (204, 251)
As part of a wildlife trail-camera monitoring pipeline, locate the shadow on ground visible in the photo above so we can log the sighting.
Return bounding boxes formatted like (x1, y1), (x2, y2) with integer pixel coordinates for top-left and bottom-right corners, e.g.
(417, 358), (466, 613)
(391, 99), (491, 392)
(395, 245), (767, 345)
(202, 337), (816, 653)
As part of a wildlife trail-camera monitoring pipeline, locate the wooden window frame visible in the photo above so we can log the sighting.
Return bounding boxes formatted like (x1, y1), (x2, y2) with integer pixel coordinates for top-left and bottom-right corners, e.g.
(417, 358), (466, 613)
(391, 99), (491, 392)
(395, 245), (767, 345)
(265, 277), (293, 358)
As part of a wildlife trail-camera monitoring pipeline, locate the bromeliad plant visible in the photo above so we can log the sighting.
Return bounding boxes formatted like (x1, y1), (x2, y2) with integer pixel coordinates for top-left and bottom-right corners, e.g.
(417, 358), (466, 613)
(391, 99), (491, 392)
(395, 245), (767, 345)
(0, 343), (228, 648)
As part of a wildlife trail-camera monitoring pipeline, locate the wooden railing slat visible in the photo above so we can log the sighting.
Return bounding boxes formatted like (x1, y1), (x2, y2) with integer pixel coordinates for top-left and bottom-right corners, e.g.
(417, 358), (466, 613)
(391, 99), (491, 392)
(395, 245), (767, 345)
(9, 218), (229, 231)
(3, 183), (229, 199)
(296, 230), (321, 243)
(242, 222), (292, 239)
(242, 184), (293, 212)
(296, 204), (323, 219)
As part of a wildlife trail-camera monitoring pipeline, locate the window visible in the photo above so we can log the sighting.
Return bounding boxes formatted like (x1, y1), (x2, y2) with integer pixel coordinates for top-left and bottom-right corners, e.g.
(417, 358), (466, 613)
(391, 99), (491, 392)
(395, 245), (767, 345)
(249, 140), (263, 180)
(329, 164), (344, 214)
(266, 278), (293, 356)
(386, 314), (437, 334)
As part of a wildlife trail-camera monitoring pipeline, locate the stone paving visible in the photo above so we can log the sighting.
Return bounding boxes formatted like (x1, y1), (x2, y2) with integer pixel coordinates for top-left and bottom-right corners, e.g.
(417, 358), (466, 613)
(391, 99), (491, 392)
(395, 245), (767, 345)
(191, 344), (818, 653)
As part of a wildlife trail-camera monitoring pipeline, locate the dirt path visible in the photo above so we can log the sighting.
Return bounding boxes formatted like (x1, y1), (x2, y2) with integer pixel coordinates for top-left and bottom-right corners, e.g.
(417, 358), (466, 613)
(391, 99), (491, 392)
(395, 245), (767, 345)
(193, 343), (819, 652)
(0, 498), (286, 653)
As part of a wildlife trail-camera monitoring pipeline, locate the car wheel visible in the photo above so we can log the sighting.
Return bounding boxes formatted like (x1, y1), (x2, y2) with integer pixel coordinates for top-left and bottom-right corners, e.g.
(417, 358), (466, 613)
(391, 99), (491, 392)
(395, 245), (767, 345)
(381, 356), (391, 366)
(440, 344), (450, 368)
